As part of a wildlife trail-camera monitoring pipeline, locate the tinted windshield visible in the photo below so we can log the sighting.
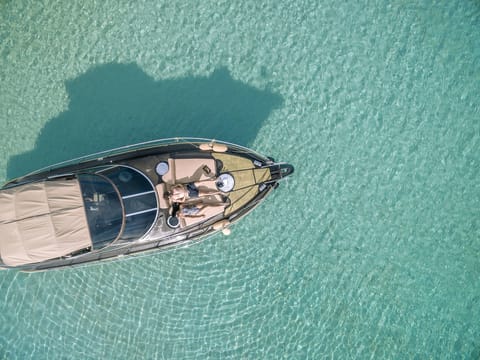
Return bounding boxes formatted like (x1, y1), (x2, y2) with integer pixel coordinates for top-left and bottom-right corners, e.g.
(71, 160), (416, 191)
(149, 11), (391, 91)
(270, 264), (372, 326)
(79, 166), (158, 249)
(101, 166), (158, 240)
(79, 174), (123, 249)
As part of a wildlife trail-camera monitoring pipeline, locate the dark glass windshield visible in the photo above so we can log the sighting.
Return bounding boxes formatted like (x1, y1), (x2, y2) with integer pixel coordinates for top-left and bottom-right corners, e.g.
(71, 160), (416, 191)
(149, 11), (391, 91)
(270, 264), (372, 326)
(101, 166), (158, 240)
(79, 166), (158, 249)
(79, 174), (123, 249)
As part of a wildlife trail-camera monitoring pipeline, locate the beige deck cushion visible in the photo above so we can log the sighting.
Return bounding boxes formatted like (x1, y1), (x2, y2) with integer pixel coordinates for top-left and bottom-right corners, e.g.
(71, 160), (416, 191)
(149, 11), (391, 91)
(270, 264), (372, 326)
(161, 158), (216, 184)
(0, 179), (92, 266)
(180, 203), (226, 228)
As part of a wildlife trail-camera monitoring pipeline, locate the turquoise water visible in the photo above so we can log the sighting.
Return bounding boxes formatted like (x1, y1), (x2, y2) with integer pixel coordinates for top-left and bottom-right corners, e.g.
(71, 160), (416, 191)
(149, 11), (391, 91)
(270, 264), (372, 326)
(1, 0), (479, 358)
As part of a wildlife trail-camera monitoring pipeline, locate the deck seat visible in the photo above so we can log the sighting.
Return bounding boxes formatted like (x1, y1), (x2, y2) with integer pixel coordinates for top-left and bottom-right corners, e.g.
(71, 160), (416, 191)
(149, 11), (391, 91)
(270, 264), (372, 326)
(161, 158), (216, 184)
(180, 203), (227, 228)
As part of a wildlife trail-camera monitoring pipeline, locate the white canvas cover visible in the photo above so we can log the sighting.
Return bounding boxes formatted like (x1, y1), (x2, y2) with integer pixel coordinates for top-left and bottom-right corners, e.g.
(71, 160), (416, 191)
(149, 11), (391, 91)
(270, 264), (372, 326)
(0, 179), (92, 266)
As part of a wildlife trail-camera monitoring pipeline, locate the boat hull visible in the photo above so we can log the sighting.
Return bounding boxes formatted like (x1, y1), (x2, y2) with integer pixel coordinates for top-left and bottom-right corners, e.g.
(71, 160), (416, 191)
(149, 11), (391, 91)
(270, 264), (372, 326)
(0, 138), (293, 271)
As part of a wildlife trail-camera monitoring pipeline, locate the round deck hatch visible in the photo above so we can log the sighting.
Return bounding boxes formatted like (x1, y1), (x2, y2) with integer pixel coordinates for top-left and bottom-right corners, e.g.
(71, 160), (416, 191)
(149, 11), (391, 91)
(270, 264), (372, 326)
(216, 173), (235, 192)
(167, 216), (180, 228)
(155, 161), (169, 176)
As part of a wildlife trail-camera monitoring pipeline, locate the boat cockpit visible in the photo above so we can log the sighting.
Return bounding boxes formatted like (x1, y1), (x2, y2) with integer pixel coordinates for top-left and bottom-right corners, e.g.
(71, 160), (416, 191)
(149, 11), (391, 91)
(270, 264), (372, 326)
(79, 166), (158, 249)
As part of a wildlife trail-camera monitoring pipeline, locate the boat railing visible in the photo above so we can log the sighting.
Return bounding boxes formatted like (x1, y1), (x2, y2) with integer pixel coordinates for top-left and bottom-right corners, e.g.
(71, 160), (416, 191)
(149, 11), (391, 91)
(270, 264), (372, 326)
(21, 137), (271, 178)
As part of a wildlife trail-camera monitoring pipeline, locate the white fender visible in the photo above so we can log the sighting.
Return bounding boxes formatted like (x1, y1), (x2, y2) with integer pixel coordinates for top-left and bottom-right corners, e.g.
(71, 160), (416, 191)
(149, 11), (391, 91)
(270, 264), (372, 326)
(199, 142), (228, 153)
(212, 219), (231, 230)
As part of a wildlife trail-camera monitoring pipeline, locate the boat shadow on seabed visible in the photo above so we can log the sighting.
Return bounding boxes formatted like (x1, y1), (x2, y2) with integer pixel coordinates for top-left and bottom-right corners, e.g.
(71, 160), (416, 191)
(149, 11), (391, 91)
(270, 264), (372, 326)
(7, 63), (283, 179)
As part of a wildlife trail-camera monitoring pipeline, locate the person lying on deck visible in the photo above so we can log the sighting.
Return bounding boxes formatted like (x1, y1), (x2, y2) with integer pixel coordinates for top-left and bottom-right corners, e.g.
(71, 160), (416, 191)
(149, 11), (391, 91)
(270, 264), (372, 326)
(168, 182), (220, 203)
(177, 203), (226, 219)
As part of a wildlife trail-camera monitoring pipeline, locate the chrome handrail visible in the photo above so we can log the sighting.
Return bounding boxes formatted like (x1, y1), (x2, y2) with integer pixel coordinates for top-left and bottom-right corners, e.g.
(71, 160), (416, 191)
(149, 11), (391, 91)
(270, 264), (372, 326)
(20, 137), (270, 178)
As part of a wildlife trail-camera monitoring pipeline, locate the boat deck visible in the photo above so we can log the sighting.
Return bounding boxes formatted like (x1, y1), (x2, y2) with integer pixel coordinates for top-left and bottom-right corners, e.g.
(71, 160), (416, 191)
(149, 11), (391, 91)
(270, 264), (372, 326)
(123, 150), (271, 238)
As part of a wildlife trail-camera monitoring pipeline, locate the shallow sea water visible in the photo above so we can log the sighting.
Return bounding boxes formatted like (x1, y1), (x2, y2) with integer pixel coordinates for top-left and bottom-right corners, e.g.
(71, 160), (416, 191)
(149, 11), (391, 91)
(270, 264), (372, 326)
(0, 0), (479, 358)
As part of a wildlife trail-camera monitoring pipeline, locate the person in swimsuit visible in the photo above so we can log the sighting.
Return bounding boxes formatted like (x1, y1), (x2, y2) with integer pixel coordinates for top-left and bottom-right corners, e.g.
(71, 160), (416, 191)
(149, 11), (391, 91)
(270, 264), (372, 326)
(168, 182), (220, 203)
(168, 181), (224, 219)
(177, 203), (226, 219)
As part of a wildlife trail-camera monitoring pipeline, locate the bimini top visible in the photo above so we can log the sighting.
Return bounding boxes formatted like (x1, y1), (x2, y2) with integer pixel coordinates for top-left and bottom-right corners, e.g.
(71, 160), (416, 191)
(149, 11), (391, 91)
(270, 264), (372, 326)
(0, 179), (92, 266)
